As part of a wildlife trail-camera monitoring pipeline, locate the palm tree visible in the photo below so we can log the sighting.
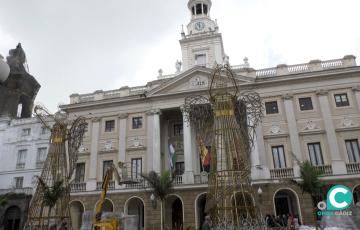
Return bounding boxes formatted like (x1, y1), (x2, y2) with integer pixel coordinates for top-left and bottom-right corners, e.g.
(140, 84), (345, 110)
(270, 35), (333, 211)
(37, 177), (66, 229)
(292, 160), (324, 227)
(141, 170), (174, 230)
(0, 194), (8, 208)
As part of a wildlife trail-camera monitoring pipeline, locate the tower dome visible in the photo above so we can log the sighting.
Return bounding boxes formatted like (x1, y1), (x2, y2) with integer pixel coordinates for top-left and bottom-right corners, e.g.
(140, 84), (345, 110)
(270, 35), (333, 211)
(188, 0), (212, 18)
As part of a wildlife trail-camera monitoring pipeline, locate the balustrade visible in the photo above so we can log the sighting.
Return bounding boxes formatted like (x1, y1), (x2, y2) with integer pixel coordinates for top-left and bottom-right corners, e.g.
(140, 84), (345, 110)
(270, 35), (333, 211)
(346, 163), (360, 174)
(270, 168), (294, 179)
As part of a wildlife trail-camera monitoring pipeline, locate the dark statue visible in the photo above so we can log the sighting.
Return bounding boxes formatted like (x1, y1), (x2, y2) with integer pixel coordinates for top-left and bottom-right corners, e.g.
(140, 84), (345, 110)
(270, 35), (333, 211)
(0, 43), (40, 118)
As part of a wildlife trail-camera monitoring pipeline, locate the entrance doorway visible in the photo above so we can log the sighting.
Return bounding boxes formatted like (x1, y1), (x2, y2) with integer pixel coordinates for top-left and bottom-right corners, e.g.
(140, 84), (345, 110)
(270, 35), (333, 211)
(4, 206), (21, 230)
(165, 195), (183, 230)
(126, 197), (145, 230)
(274, 189), (300, 221)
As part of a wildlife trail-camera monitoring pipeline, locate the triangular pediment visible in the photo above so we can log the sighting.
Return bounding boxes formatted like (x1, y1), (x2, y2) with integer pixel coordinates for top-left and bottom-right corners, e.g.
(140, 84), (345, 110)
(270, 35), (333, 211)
(147, 66), (254, 96)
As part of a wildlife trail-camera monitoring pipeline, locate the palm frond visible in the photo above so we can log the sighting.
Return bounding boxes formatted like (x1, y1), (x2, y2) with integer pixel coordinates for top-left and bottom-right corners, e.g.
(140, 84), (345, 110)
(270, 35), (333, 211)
(141, 170), (174, 201)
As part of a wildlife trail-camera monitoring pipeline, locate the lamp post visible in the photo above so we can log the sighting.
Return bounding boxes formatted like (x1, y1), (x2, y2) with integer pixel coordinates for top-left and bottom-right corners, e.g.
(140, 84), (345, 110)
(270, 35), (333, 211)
(150, 193), (157, 209)
(257, 187), (264, 224)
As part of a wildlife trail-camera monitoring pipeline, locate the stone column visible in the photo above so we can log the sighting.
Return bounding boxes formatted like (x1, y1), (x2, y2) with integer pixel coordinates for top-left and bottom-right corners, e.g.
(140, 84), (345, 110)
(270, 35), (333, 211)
(283, 94), (303, 163)
(88, 117), (100, 191)
(317, 90), (347, 175)
(251, 124), (270, 179)
(118, 113), (128, 163)
(147, 109), (161, 173)
(181, 107), (194, 184)
(352, 86), (360, 112)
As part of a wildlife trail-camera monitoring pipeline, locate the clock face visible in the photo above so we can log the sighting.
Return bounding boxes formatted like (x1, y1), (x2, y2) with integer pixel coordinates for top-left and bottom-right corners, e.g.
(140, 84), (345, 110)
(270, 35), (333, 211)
(195, 22), (205, 31)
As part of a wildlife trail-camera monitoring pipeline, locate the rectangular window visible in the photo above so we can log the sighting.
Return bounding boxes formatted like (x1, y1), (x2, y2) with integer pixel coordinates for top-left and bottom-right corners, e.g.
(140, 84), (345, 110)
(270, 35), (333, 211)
(41, 127), (48, 135)
(175, 162), (185, 175)
(22, 128), (31, 136)
(195, 54), (206, 66)
(334, 93), (349, 107)
(16, 149), (27, 169)
(174, 124), (183, 137)
(14, 177), (23, 189)
(131, 158), (142, 179)
(299, 97), (313, 111)
(272, 146), (286, 169)
(265, 101), (279, 114)
(203, 4), (208, 14)
(36, 147), (47, 168)
(346, 139), (360, 163)
(132, 117), (143, 129)
(308, 143), (324, 166)
(103, 160), (113, 180)
(75, 163), (85, 183)
(104, 120), (115, 132)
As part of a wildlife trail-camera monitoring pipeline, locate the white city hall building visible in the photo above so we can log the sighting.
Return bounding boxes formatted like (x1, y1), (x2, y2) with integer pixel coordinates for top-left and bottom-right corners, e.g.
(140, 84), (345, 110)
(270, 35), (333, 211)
(60, 0), (360, 229)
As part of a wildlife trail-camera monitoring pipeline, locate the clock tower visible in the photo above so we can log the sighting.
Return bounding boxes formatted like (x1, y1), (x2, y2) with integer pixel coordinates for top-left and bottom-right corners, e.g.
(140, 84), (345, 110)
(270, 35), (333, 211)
(180, 0), (226, 71)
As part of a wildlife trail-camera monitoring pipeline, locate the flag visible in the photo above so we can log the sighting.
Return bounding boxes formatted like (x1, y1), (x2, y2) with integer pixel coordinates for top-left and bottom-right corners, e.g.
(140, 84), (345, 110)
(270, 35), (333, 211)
(168, 143), (176, 170)
(198, 137), (210, 167)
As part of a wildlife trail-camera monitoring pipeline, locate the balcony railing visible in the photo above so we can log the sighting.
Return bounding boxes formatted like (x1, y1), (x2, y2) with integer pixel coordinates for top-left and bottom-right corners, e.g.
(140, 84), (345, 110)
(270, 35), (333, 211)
(194, 172), (209, 184)
(346, 163), (360, 174)
(0, 187), (33, 195)
(96, 181), (115, 191)
(315, 165), (333, 176)
(70, 182), (86, 193)
(36, 161), (44, 169)
(16, 163), (25, 169)
(270, 168), (294, 179)
(173, 175), (183, 185)
(125, 178), (147, 189)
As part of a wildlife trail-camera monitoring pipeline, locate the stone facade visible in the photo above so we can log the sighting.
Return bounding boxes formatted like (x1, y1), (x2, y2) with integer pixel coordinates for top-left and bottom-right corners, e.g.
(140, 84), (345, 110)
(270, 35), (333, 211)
(61, 1), (360, 228)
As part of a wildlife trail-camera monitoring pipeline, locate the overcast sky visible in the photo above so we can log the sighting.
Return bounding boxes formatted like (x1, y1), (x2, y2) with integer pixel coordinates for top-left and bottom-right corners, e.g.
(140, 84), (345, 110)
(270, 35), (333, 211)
(1, 0), (359, 112)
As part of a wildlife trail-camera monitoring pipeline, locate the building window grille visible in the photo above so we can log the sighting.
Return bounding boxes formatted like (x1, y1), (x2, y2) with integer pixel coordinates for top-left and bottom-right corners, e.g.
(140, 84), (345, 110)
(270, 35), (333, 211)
(104, 120), (115, 132)
(22, 128), (31, 136)
(16, 149), (27, 169)
(299, 97), (313, 111)
(103, 160), (113, 180)
(265, 101), (279, 114)
(75, 163), (85, 183)
(272, 146), (286, 169)
(174, 124), (183, 136)
(132, 117), (143, 129)
(334, 93), (349, 107)
(346, 139), (360, 163)
(308, 142), (324, 166)
(36, 147), (47, 168)
(14, 177), (23, 189)
(195, 54), (206, 66)
(131, 158), (142, 179)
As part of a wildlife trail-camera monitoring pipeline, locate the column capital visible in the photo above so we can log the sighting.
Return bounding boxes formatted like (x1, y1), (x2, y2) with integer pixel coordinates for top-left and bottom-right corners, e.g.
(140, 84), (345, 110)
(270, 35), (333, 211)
(282, 93), (293, 100)
(146, 109), (161, 116)
(352, 85), (360, 92)
(91, 117), (101, 122)
(118, 113), (128, 119)
(316, 89), (329, 96)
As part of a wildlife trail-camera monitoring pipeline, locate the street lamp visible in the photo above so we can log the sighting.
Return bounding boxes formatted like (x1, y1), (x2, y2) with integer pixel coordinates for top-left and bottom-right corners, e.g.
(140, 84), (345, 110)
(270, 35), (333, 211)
(257, 187), (263, 204)
(150, 193), (157, 209)
(0, 54), (10, 83)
